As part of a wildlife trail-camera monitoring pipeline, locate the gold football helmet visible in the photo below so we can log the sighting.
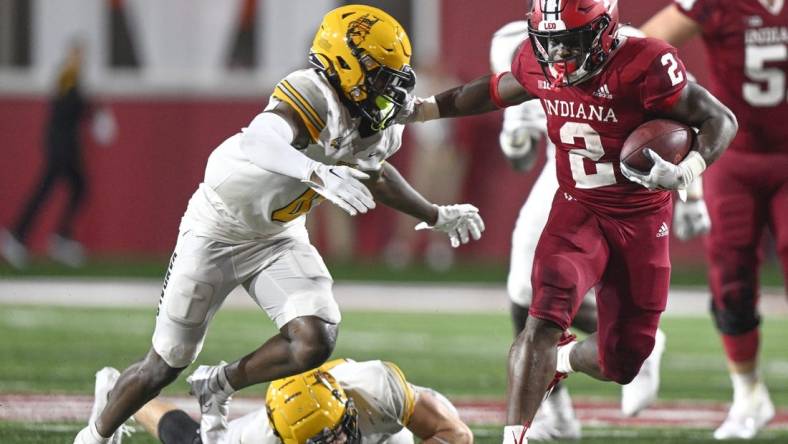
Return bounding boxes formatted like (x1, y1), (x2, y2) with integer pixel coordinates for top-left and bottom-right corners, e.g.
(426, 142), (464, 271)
(310, 4), (415, 131)
(266, 369), (360, 444)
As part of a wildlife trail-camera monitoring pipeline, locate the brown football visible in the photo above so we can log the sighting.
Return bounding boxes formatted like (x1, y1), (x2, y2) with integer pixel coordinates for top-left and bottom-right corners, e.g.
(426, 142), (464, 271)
(620, 119), (694, 172)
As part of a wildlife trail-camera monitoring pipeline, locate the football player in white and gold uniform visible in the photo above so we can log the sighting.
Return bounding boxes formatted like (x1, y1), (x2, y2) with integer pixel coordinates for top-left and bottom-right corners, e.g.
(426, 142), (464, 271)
(90, 359), (472, 444)
(74, 6), (484, 444)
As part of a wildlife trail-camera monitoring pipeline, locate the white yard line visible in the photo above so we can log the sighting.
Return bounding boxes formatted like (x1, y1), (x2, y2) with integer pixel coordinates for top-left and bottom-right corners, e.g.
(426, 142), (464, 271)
(1, 394), (787, 429)
(0, 278), (785, 316)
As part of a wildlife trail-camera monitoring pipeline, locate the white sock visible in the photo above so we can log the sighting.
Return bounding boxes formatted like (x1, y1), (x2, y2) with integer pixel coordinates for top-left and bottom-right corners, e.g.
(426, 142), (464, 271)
(556, 340), (577, 374)
(88, 422), (110, 443)
(502, 425), (527, 444)
(731, 369), (759, 398)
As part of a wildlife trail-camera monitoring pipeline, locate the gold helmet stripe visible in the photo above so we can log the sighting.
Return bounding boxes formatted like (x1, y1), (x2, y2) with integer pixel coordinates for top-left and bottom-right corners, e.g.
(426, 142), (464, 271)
(383, 361), (416, 425)
(272, 81), (325, 142)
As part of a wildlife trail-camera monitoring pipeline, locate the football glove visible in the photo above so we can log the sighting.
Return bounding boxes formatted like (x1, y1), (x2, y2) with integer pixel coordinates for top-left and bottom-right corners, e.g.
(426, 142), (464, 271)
(415, 204), (485, 248)
(303, 164), (375, 216)
(620, 149), (706, 191)
(673, 198), (711, 241)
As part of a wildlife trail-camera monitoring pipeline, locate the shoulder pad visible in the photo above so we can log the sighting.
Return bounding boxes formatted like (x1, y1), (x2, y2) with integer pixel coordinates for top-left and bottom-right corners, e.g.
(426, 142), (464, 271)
(271, 70), (329, 142)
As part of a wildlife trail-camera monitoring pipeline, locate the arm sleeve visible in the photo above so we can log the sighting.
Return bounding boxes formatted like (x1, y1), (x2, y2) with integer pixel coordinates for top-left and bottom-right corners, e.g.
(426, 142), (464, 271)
(641, 47), (689, 112)
(239, 112), (318, 181)
(382, 361), (417, 426)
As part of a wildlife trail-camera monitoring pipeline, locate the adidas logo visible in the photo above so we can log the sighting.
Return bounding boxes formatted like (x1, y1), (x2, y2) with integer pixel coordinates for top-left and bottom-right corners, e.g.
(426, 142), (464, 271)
(593, 83), (613, 99)
(656, 222), (669, 238)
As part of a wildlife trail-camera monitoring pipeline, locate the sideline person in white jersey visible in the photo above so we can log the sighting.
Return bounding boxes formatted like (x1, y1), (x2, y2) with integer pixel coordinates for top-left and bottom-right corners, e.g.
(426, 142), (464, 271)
(489, 21), (710, 440)
(88, 359), (472, 444)
(74, 6), (484, 444)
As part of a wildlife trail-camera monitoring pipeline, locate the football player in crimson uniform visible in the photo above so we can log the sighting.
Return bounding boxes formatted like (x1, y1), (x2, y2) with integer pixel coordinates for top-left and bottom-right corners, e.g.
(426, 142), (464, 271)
(642, 0), (788, 439)
(490, 23), (686, 440)
(397, 0), (738, 442)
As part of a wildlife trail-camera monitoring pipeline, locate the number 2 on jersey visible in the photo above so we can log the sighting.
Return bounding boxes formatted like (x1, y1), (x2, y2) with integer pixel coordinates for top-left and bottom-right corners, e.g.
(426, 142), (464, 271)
(560, 122), (617, 189)
(661, 53), (684, 87)
(271, 188), (323, 223)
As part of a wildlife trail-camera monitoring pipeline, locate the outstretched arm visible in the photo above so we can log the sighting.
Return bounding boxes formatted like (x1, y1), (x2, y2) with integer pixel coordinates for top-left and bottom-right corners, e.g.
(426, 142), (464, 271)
(363, 162), (484, 247)
(404, 72), (534, 123)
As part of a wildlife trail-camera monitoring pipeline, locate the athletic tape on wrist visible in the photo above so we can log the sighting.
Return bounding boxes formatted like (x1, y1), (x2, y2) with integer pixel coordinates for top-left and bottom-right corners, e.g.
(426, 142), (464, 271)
(679, 151), (707, 186)
(415, 96), (440, 122)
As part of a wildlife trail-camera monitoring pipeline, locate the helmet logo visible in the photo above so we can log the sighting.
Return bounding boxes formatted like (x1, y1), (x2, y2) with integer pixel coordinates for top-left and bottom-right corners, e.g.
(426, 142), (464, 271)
(347, 14), (380, 48)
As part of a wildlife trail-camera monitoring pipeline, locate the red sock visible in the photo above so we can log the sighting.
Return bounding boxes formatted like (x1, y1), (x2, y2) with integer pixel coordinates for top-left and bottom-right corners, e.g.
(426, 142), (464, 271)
(721, 329), (759, 363)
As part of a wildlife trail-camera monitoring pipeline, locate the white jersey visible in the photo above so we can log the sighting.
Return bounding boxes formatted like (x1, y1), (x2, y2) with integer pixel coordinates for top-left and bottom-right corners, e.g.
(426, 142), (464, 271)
(222, 359), (419, 444)
(181, 68), (404, 243)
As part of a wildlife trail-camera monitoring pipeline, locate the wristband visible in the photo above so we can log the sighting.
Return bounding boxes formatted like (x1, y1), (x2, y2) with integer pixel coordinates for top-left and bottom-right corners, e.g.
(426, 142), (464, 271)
(679, 150), (707, 187)
(489, 72), (509, 109)
(684, 175), (704, 201)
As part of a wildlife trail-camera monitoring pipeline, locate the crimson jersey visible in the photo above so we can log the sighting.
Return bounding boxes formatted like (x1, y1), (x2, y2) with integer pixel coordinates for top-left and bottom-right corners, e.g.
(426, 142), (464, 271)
(511, 36), (688, 215)
(676, 0), (788, 154)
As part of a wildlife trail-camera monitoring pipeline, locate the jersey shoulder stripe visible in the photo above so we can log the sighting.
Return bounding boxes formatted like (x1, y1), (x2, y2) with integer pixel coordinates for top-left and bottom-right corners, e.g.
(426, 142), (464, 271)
(382, 361), (416, 426)
(271, 72), (328, 142)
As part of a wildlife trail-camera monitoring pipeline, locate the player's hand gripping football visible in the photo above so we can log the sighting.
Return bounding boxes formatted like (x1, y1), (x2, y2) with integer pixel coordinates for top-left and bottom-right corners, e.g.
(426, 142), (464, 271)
(621, 148), (700, 191)
(673, 198), (711, 240)
(415, 204), (485, 248)
(304, 164), (375, 216)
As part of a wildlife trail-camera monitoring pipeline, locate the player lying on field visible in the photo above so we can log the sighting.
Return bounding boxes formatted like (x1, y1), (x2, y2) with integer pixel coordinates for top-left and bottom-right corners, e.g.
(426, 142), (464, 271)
(89, 359), (472, 444)
(74, 5), (484, 444)
(396, 1), (738, 443)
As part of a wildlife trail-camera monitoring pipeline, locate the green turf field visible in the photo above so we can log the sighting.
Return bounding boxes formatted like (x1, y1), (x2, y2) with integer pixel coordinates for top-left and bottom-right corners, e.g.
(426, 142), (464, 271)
(1, 257), (784, 288)
(1, 305), (787, 442)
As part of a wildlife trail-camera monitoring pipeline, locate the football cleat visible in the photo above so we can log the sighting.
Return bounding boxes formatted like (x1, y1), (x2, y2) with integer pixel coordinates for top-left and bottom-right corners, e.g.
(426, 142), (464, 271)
(528, 385), (582, 441)
(0, 228), (29, 269)
(714, 382), (775, 440)
(621, 328), (666, 417)
(73, 367), (131, 444)
(188, 362), (232, 444)
(48, 234), (86, 268)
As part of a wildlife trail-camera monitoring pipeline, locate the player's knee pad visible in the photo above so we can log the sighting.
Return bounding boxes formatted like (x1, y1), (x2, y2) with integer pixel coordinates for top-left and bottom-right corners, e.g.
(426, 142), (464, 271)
(600, 335), (653, 385)
(710, 285), (760, 336)
(162, 274), (217, 328)
(532, 255), (581, 293)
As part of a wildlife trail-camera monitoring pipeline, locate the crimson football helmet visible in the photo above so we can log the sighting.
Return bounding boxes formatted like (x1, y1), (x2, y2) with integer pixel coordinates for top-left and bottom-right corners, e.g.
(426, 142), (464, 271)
(528, 0), (619, 87)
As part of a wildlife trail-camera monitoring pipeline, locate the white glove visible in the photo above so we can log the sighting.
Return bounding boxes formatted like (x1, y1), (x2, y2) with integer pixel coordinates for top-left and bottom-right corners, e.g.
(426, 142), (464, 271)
(620, 149), (706, 191)
(500, 126), (535, 159)
(415, 204), (485, 248)
(394, 95), (440, 125)
(673, 198), (711, 241)
(303, 164), (375, 216)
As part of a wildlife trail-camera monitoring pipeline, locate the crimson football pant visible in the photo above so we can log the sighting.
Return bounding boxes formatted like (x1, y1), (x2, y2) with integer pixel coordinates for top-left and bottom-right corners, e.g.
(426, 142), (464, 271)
(529, 191), (672, 384)
(704, 151), (788, 363)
